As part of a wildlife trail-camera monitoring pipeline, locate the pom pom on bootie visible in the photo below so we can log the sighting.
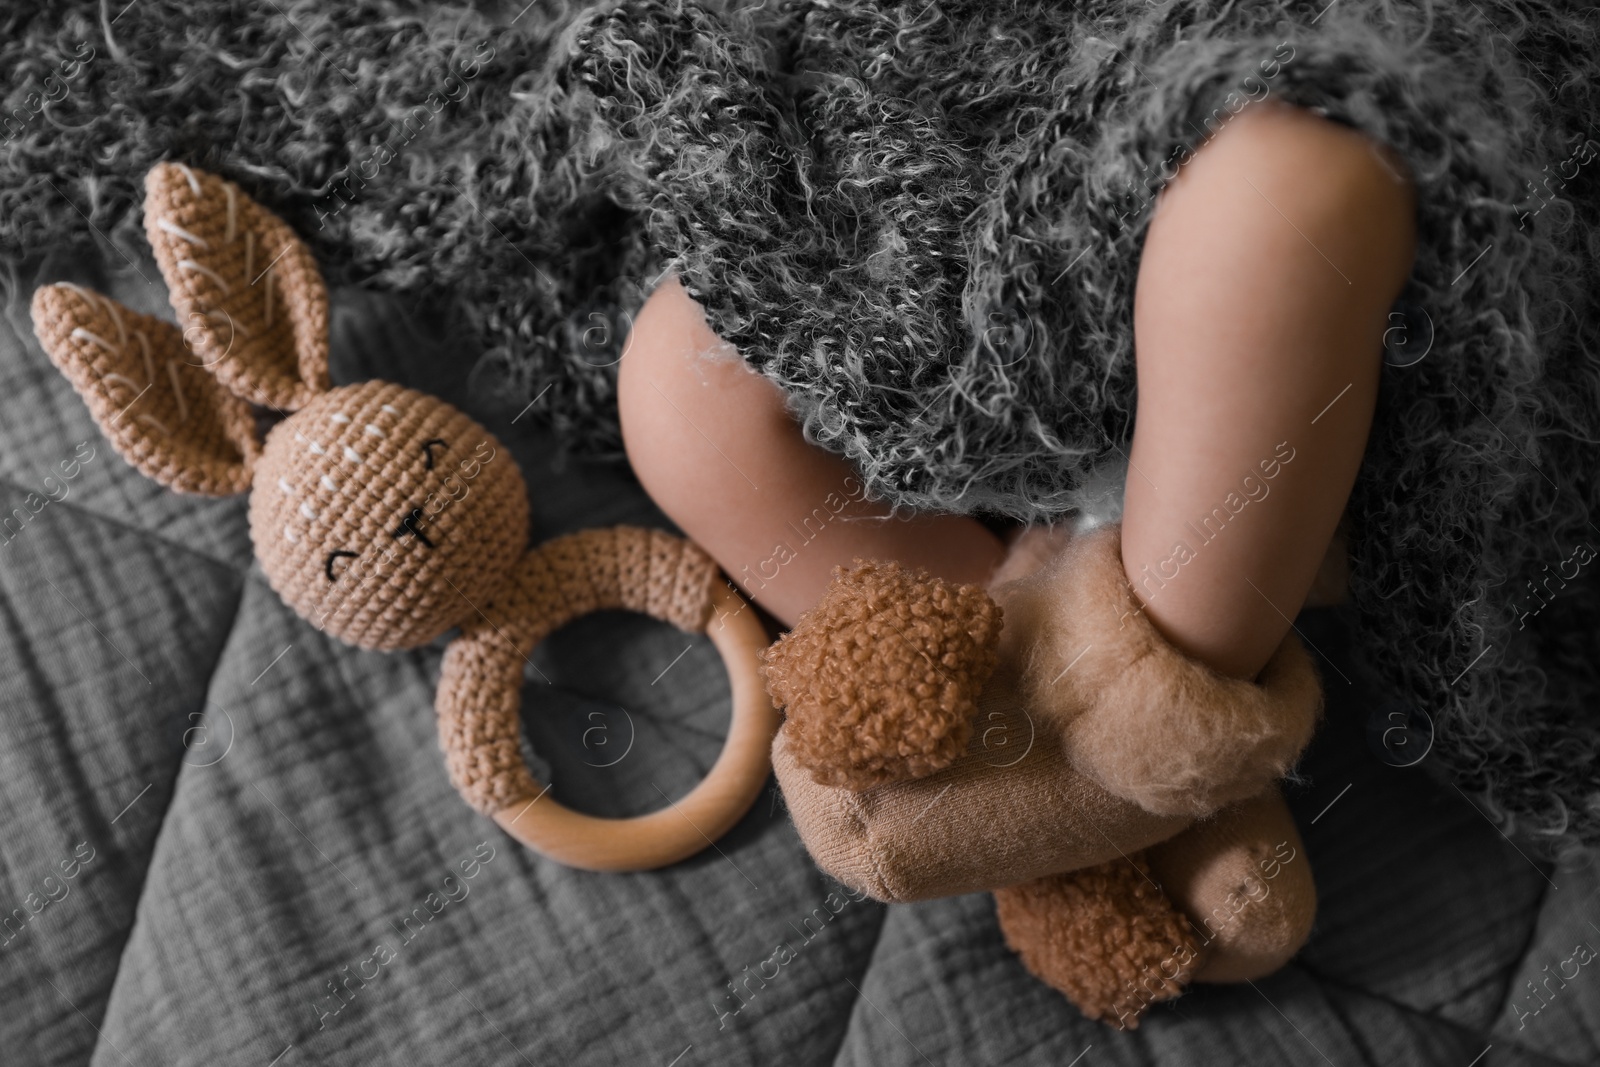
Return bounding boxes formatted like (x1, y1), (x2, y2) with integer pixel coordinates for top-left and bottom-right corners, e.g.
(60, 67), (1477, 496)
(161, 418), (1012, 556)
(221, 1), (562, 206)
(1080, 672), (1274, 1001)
(760, 559), (1002, 790)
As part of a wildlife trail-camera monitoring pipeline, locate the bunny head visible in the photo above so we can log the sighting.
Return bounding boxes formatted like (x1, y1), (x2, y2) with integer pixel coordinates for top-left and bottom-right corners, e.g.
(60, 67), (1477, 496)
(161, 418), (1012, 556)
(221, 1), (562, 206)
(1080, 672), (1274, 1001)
(31, 163), (529, 651)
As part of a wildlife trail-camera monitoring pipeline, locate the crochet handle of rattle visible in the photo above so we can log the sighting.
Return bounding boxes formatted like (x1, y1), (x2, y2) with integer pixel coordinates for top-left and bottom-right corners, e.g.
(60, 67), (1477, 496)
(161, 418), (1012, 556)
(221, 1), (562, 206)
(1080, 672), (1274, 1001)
(435, 525), (780, 870)
(435, 525), (721, 816)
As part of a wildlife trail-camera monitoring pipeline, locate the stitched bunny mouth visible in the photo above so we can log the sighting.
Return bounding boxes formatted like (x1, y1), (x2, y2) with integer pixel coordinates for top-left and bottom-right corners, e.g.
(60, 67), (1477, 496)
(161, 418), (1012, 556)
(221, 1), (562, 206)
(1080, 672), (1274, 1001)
(393, 507), (436, 549)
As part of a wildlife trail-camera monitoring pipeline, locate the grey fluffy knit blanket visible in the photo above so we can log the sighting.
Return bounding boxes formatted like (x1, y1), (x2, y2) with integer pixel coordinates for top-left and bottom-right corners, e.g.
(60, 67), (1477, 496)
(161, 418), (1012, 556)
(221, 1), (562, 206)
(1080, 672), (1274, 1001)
(3, 0), (1598, 856)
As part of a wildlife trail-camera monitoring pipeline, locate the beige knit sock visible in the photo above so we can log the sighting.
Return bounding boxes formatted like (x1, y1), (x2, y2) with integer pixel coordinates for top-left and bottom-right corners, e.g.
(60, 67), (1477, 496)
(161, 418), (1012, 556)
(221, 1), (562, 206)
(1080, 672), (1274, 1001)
(1143, 785), (1317, 983)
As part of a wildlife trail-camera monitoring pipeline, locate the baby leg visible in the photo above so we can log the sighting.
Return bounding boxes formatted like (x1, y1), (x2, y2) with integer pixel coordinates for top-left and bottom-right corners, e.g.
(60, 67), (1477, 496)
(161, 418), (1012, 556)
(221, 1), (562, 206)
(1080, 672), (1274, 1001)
(1122, 98), (1417, 681)
(1109, 100), (1415, 981)
(617, 273), (1007, 629)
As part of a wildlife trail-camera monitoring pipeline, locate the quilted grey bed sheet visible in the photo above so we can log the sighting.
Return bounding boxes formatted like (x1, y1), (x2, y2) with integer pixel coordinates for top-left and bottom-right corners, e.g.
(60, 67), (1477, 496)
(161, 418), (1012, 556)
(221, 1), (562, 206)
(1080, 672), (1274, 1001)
(1, 254), (1597, 1067)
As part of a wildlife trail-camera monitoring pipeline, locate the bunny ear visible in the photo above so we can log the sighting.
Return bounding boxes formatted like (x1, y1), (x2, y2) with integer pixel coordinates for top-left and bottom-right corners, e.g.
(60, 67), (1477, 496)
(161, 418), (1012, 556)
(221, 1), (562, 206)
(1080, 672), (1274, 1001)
(31, 282), (260, 495)
(143, 162), (330, 411)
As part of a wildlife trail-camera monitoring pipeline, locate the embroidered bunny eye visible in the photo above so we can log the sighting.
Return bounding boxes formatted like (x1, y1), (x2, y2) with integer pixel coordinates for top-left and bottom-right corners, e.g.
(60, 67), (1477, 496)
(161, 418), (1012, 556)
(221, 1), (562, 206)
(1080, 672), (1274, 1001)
(325, 550), (359, 582)
(422, 438), (447, 470)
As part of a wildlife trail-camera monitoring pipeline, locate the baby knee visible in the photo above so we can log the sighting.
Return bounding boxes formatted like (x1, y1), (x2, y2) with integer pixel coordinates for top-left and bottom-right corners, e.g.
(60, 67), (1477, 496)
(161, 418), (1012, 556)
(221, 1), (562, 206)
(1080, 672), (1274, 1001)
(1273, 108), (1415, 284)
(1171, 99), (1417, 295)
(618, 274), (715, 449)
(616, 274), (767, 488)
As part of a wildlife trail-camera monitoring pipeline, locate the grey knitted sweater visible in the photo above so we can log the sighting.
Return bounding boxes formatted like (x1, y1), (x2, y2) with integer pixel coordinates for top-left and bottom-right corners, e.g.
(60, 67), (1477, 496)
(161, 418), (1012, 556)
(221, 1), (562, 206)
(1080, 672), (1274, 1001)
(2, 0), (1597, 855)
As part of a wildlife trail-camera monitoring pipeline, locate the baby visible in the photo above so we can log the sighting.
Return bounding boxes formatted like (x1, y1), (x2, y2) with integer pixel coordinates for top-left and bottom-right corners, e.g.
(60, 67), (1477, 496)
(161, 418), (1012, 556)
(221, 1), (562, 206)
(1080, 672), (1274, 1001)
(612, 96), (1414, 990)
(617, 98), (1415, 684)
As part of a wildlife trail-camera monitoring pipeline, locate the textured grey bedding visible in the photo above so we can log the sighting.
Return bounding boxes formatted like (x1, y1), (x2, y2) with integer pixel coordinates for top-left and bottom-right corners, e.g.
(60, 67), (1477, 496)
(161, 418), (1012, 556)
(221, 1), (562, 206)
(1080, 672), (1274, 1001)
(1, 256), (1597, 1066)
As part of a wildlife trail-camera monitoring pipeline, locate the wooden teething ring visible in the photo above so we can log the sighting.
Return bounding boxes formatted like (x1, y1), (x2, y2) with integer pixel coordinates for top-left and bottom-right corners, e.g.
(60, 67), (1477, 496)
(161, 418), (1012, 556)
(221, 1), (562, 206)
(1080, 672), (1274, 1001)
(434, 525), (779, 872)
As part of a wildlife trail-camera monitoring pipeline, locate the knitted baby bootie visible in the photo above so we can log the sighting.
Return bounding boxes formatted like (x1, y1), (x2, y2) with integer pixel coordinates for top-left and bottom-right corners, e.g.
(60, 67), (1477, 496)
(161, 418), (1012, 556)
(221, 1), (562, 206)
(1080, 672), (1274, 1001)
(993, 523), (1325, 818)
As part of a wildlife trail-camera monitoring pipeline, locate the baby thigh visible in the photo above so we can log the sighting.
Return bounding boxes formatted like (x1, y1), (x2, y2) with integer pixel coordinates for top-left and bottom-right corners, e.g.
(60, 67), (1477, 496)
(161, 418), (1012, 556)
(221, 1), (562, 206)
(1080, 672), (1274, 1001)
(616, 273), (1005, 629)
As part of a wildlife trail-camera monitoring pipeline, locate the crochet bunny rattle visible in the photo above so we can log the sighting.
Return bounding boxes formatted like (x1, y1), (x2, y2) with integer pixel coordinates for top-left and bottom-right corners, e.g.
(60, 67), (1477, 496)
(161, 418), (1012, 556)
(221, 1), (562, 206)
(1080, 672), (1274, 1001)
(30, 162), (780, 871)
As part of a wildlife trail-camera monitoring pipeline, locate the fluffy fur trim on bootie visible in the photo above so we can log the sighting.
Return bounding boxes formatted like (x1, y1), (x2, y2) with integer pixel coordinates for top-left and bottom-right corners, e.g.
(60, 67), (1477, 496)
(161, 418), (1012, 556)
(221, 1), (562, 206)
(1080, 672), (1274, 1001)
(995, 524), (1324, 818)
